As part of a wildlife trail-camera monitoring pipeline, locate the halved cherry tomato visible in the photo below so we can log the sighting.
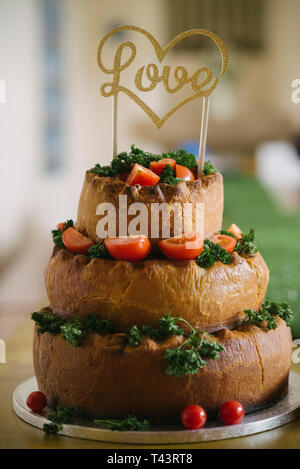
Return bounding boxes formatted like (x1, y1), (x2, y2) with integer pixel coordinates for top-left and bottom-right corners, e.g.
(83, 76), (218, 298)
(126, 164), (160, 186)
(105, 236), (151, 261)
(62, 227), (94, 255)
(175, 164), (195, 181)
(158, 232), (204, 261)
(150, 158), (176, 176)
(227, 224), (243, 240)
(57, 222), (66, 231)
(211, 233), (237, 253)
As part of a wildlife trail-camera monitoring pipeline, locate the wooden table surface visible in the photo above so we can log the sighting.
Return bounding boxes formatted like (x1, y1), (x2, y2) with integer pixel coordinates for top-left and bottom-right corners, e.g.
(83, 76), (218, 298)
(1, 320), (300, 449)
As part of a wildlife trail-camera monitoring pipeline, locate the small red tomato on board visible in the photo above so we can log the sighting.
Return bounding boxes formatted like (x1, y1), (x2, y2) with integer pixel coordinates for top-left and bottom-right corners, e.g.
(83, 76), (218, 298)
(175, 164), (195, 181)
(26, 391), (47, 413)
(211, 233), (237, 253)
(126, 164), (160, 186)
(62, 227), (94, 255)
(105, 236), (151, 262)
(220, 401), (245, 425)
(150, 158), (176, 176)
(181, 405), (207, 430)
(57, 222), (66, 231)
(227, 224), (243, 240)
(158, 232), (204, 261)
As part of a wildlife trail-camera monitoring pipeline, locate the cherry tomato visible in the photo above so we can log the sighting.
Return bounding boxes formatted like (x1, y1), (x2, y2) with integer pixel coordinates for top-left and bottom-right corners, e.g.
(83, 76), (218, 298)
(220, 401), (245, 425)
(158, 232), (204, 261)
(227, 224), (243, 240)
(105, 236), (151, 261)
(62, 227), (94, 255)
(175, 164), (195, 181)
(126, 164), (160, 186)
(211, 233), (237, 253)
(57, 222), (66, 231)
(150, 158), (176, 176)
(26, 391), (47, 413)
(181, 404), (207, 430)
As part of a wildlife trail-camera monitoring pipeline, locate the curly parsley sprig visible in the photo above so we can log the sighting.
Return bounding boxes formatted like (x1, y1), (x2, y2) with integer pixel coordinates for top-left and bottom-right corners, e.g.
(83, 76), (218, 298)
(88, 242), (111, 259)
(203, 160), (218, 175)
(164, 320), (224, 378)
(90, 145), (161, 177)
(43, 406), (76, 434)
(159, 165), (184, 185)
(126, 314), (184, 347)
(94, 415), (149, 431)
(126, 315), (224, 377)
(196, 239), (232, 268)
(90, 145), (218, 180)
(162, 148), (197, 170)
(235, 228), (258, 256)
(51, 220), (73, 248)
(244, 300), (293, 330)
(219, 230), (237, 239)
(32, 310), (115, 346)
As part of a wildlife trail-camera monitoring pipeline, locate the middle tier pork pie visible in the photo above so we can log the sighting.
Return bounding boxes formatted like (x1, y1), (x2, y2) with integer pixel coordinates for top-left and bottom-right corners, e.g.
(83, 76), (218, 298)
(33, 161), (292, 422)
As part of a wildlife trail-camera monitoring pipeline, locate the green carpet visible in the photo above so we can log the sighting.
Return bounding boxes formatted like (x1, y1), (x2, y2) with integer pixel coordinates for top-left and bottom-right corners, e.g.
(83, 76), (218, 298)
(223, 174), (300, 338)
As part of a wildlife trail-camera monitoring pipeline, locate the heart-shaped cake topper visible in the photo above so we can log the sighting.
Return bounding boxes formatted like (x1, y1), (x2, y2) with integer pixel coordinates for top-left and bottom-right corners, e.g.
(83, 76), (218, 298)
(97, 24), (228, 171)
(98, 25), (228, 130)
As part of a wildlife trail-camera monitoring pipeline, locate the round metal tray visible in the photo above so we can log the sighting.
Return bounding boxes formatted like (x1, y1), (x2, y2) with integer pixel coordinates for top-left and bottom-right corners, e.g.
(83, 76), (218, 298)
(13, 372), (300, 444)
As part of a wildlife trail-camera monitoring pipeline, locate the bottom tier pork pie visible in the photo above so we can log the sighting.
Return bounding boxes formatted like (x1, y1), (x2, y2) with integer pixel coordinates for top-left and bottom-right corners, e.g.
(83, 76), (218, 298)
(33, 317), (292, 422)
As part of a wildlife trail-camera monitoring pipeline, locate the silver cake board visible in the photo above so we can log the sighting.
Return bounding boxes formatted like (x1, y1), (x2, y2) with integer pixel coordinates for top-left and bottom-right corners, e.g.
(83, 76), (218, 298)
(13, 372), (300, 444)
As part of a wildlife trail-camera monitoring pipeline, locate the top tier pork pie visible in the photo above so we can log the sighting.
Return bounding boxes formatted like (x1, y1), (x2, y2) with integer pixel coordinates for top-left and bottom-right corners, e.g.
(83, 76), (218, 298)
(32, 146), (292, 423)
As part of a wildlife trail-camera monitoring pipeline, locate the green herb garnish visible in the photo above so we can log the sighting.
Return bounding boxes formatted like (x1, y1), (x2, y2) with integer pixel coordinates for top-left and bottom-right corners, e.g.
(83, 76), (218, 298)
(164, 320), (224, 377)
(84, 315), (115, 334)
(43, 406), (76, 434)
(159, 164), (183, 186)
(32, 310), (115, 346)
(235, 228), (258, 256)
(61, 318), (83, 347)
(90, 145), (161, 177)
(31, 311), (65, 334)
(162, 148), (197, 170)
(157, 314), (185, 337)
(126, 315), (223, 377)
(196, 239), (232, 268)
(51, 220), (74, 248)
(244, 300), (293, 330)
(219, 230), (237, 239)
(203, 160), (218, 175)
(94, 415), (149, 431)
(127, 325), (142, 347)
(88, 242), (111, 259)
(126, 314), (184, 346)
(90, 145), (203, 179)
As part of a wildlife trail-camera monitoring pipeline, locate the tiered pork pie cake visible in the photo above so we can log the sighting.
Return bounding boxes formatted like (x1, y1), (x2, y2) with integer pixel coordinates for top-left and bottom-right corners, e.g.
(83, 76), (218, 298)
(33, 149), (292, 422)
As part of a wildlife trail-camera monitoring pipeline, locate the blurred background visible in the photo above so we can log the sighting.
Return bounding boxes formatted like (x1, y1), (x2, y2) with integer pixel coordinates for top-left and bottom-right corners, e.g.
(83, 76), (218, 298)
(0, 0), (300, 338)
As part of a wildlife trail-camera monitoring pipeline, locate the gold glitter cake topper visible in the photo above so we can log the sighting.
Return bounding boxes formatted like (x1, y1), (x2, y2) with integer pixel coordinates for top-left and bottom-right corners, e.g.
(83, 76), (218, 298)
(97, 25), (228, 173)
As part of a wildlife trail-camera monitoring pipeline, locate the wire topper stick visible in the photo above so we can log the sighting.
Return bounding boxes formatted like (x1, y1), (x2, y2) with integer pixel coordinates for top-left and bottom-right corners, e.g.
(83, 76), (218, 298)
(97, 25), (228, 160)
